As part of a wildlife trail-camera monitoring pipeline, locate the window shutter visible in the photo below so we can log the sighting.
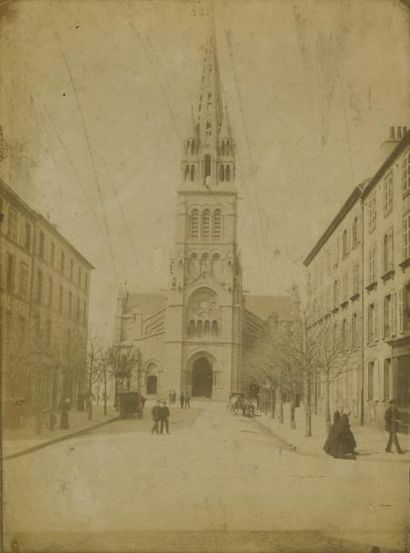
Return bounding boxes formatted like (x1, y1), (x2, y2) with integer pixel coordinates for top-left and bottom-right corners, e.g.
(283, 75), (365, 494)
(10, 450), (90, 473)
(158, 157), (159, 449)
(398, 288), (404, 334)
(391, 292), (396, 336)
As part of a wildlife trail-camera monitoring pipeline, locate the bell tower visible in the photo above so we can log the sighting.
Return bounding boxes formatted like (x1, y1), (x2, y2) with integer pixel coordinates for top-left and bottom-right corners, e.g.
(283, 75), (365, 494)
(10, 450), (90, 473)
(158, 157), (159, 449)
(164, 29), (243, 400)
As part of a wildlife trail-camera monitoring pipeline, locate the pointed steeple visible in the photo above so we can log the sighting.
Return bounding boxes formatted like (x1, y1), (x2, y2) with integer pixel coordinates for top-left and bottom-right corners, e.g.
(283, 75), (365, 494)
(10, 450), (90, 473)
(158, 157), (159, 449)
(196, 33), (224, 149)
(181, 25), (235, 190)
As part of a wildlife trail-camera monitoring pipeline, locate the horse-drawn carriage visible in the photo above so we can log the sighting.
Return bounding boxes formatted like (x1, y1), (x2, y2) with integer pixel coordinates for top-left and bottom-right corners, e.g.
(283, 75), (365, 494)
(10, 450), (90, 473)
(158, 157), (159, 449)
(227, 392), (257, 418)
(117, 391), (145, 419)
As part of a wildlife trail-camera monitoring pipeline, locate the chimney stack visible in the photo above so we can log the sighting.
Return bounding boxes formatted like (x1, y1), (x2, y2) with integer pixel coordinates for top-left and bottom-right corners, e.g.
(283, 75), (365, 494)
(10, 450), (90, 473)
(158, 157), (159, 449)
(380, 125), (408, 162)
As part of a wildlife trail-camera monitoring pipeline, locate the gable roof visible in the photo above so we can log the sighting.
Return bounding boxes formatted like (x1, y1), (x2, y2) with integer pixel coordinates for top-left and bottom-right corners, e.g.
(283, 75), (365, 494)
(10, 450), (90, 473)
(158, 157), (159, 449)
(244, 295), (296, 322)
(123, 292), (165, 316)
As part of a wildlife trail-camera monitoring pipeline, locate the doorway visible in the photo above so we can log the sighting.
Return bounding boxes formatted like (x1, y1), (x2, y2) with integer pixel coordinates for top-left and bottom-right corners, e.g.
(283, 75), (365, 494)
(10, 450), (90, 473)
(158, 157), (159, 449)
(191, 357), (213, 398)
(146, 375), (158, 395)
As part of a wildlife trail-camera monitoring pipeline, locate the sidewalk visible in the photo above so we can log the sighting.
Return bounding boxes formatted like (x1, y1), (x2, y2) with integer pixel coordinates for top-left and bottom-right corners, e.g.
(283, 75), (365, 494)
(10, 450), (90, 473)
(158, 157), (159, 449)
(256, 403), (409, 463)
(3, 405), (119, 460)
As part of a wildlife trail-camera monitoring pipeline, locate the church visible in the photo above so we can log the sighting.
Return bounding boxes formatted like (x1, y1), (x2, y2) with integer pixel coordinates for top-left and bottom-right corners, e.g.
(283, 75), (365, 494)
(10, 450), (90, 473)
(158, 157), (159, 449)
(113, 33), (297, 401)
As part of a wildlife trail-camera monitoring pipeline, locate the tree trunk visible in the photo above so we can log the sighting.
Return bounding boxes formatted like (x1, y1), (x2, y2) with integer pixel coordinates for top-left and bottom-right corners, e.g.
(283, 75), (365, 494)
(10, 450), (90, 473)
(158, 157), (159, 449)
(290, 394), (296, 429)
(304, 374), (312, 437)
(324, 371), (331, 434)
(277, 384), (283, 424)
(270, 389), (275, 418)
(103, 376), (107, 416)
(264, 390), (268, 415)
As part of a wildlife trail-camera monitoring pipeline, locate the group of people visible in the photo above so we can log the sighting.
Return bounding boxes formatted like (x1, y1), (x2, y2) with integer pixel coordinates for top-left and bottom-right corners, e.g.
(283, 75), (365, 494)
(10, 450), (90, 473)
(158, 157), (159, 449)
(151, 400), (171, 434)
(179, 391), (191, 409)
(323, 399), (404, 459)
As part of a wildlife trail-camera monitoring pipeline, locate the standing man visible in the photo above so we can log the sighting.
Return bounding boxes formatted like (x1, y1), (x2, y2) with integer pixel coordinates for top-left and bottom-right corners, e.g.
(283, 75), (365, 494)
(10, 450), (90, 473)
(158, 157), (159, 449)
(159, 400), (170, 434)
(385, 399), (404, 454)
(151, 400), (161, 435)
(184, 393), (191, 409)
(179, 391), (185, 409)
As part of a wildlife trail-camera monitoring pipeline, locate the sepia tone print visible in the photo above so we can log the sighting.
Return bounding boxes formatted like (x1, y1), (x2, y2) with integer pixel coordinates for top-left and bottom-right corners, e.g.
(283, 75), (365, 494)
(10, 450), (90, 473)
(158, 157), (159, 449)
(1, 1), (409, 552)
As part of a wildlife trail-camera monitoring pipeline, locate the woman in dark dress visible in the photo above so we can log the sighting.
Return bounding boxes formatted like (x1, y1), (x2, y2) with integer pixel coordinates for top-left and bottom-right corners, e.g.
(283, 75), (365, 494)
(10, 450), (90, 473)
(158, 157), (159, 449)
(324, 411), (357, 459)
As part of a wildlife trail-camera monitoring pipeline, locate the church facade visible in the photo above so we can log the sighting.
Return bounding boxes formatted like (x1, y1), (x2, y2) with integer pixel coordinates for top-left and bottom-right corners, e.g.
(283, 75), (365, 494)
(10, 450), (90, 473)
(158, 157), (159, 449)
(113, 35), (296, 401)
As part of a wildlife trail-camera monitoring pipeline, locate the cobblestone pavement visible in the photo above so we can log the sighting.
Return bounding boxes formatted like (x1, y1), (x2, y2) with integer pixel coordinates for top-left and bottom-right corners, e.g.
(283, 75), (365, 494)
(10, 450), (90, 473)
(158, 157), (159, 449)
(3, 401), (408, 553)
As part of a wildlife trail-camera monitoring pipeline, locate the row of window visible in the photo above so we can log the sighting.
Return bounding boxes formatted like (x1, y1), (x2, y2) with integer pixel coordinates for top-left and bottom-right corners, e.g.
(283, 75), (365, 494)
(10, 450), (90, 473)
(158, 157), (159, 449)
(1, 254), (87, 325)
(186, 319), (219, 338)
(184, 163), (232, 182)
(2, 205), (89, 291)
(367, 286), (410, 343)
(367, 151), (410, 234)
(1, 309), (84, 356)
(367, 358), (392, 402)
(311, 215), (410, 305)
(189, 208), (223, 240)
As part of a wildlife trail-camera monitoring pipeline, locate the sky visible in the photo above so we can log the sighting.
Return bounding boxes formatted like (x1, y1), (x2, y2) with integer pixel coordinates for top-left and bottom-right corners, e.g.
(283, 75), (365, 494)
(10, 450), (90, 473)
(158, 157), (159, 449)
(0, 0), (409, 339)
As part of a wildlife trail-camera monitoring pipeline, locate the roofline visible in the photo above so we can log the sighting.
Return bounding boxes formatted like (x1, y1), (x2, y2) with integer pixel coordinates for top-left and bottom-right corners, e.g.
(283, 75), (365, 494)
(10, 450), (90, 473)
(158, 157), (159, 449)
(0, 178), (94, 269)
(362, 129), (410, 200)
(303, 129), (410, 267)
(303, 185), (363, 267)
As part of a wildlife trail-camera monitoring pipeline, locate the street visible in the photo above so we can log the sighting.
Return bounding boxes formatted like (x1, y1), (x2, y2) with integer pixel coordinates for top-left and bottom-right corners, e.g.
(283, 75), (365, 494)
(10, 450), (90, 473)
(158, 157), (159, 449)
(3, 401), (408, 553)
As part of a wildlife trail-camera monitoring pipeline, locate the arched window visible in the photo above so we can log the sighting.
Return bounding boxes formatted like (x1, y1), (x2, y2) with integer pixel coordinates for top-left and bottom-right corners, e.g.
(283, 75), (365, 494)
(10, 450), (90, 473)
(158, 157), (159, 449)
(189, 253), (199, 276)
(226, 141), (230, 156)
(225, 165), (230, 181)
(219, 165), (224, 181)
(201, 209), (211, 240)
(211, 253), (221, 275)
(204, 154), (211, 181)
(211, 320), (218, 336)
(204, 320), (210, 336)
(200, 253), (209, 272)
(190, 210), (199, 239)
(190, 140), (195, 155)
(221, 141), (226, 155)
(188, 320), (195, 337)
(190, 165), (195, 181)
(197, 320), (203, 337)
(184, 165), (190, 180)
(213, 209), (222, 240)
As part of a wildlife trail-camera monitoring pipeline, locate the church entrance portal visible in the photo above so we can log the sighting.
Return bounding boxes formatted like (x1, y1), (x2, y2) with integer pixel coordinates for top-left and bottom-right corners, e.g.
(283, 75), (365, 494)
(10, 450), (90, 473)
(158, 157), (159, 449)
(146, 375), (158, 395)
(191, 357), (213, 398)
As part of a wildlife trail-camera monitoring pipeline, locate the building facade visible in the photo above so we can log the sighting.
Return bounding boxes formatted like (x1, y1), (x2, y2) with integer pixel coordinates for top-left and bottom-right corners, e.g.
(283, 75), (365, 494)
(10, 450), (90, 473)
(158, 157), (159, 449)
(113, 35), (296, 401)
(304, 126), (410, 428)
(0, 179), (92, 418)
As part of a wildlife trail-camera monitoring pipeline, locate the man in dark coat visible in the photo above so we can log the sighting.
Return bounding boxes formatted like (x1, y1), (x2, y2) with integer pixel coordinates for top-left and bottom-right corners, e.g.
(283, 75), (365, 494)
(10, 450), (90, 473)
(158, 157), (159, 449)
(159, 401), (170, 434)
(179, 392), (185, 409)
(385, 399), (404, 454)
(151, 400), (161, 435)
(184, 393), (191, 409)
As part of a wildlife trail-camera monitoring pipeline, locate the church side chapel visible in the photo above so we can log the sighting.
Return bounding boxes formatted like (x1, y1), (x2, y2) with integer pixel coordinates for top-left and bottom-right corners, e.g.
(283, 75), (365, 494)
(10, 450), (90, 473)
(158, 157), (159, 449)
(113, 32), (297, 401)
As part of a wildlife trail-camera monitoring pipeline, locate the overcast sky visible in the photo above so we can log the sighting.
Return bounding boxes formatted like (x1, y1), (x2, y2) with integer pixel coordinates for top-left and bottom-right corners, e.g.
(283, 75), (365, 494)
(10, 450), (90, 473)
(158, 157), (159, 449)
(1, 0), (409, 338)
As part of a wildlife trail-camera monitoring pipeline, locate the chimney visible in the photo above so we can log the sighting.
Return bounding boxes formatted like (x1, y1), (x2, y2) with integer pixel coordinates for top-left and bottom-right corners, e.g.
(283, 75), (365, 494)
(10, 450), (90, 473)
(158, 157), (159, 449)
(380, 125), (407, 162)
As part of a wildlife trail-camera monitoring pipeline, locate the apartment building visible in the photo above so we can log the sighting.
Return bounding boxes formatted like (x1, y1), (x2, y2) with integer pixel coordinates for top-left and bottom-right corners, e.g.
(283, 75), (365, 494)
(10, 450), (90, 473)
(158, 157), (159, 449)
(304, 126), (410, 427)
(0, 179), (93, 415)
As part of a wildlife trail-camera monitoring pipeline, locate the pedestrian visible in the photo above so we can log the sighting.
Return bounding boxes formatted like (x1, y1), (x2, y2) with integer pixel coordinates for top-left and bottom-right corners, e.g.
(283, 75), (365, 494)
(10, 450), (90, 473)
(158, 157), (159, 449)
(323, 412), (357, 459)
(172, 390), (177, 405)
(179, 391), (185, 409)
(184, 393), (191, 409)
(60, 399), (70, 430)
(77, 392), (85, 411)
(159, 400), (170, 434)
(151, 400), (161, 435)
(385, 399), (404, 454)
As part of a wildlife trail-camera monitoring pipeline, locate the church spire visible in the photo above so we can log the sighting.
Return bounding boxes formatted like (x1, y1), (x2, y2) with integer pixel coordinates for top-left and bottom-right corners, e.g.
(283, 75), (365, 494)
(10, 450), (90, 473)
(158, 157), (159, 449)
(196, 33), (224, 149)
(181, 23), (235, 189)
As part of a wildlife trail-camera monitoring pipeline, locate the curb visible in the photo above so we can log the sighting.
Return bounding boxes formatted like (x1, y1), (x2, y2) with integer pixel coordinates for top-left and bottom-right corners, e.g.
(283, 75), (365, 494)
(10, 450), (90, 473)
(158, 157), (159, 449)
(3, 415), (120, 461)
(255, 417), (322, 457)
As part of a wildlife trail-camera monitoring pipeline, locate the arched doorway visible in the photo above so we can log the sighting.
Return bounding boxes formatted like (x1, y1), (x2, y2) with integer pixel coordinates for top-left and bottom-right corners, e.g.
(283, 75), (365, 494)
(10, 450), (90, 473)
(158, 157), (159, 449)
(146, 375), (158, 395)
(191, 357), (213, 398)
